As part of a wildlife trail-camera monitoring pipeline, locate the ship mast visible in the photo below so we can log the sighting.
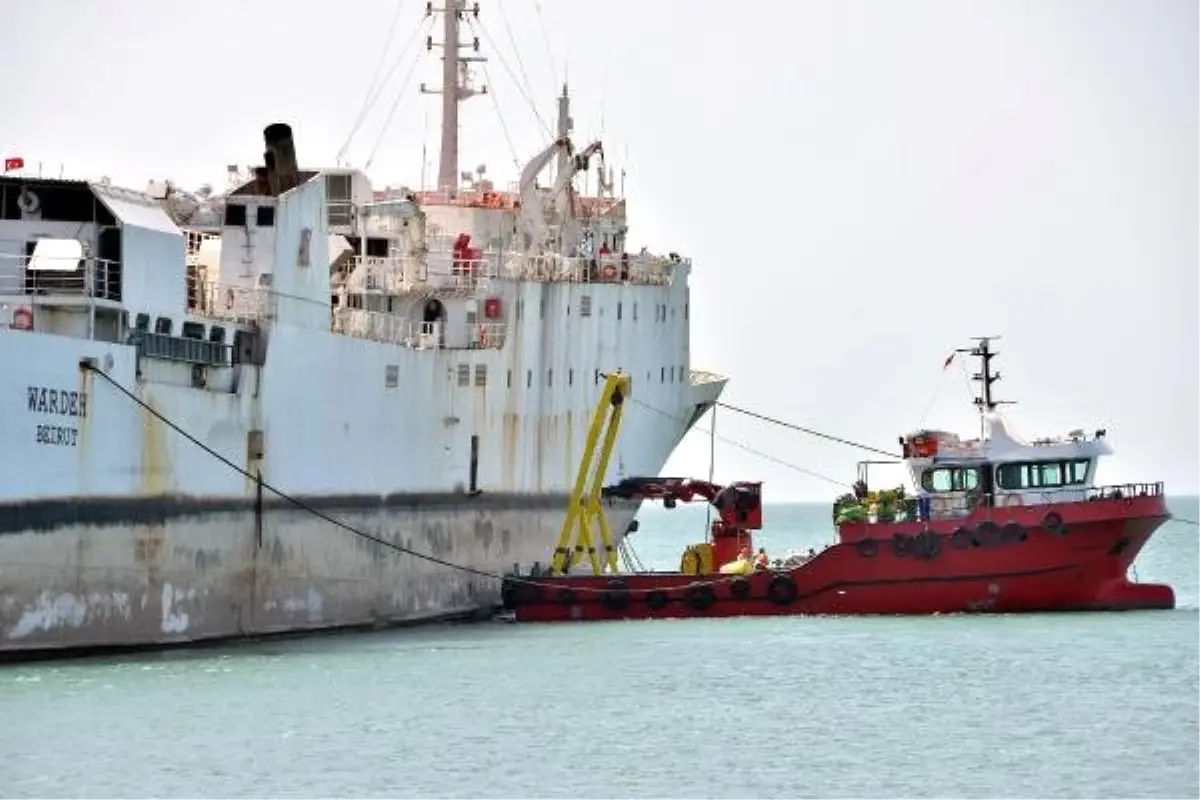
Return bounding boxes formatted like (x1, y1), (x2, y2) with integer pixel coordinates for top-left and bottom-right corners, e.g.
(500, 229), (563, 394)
(957, 335), (1013, 414)
(421, 1), (487, 192)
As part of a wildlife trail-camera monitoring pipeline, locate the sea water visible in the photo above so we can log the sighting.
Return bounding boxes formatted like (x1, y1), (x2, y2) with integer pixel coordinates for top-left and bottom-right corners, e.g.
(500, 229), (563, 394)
(1, 498), (1197, 799)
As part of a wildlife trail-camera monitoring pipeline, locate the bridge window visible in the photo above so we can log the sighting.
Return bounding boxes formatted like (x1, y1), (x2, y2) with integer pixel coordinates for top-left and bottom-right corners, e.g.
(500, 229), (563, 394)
(256, 206), (275, 227)
(996, 459), (1091, 490)
(224, 203), (246, 226)
(920, 466), (980, 493)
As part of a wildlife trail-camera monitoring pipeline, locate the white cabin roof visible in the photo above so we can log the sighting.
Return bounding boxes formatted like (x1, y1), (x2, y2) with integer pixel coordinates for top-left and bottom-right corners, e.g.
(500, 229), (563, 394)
(906, 411), (1112, 467)
(91, 182), (181, 235)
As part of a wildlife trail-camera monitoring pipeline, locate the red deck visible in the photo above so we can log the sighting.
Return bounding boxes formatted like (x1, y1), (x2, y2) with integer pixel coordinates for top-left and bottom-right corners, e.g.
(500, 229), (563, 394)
(503, 487), (1174, 622)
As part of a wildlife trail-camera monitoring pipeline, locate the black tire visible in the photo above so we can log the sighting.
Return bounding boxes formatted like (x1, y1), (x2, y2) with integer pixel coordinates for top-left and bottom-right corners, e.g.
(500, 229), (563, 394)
(1001, 522), (1028, 544)
(974, 521), (1002, 547)
(914, 531), (941, 560)
(601, 578), (630, 611)
(686, 583), (717, 612)
(554, 587), (578, 606)
(1043, 511), (1067, 535)
(729, 577), (752, 600)
(951, 527), (972, 549)
(891, 532), (913, 557)
(857, 537), (879, 558)
(767, 575), (798, 606)
(644, 589), (669, 610)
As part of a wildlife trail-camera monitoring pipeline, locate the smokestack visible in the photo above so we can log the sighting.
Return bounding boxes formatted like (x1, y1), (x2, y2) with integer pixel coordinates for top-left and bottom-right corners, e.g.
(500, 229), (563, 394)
(263, 123), (299, 194)
(253, 166), (270, 195)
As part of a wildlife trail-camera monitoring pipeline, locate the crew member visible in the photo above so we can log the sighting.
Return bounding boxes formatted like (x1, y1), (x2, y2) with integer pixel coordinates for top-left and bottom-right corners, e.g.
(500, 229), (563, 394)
(754, 547), (769, 570)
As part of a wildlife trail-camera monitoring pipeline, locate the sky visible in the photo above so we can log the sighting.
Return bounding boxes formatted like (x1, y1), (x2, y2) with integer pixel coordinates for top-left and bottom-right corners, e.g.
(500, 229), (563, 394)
(3, 0), (1196, 501)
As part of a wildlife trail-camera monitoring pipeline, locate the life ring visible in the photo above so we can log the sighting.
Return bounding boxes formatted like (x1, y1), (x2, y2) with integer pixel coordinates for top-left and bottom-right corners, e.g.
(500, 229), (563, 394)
(10, 307), (33, 331)
(224, 288), (235, 310)
(767, 574), (798, 606)
(999, 492), (1024, 507)
(728, 577), (751, 600)
(685, 582), (717, 612)
(644, 589), (669, 610)
(1000, 522), (1028, 544)
(891, 532), (913, 557)
(857, 537), (879, 558)
(1042, 511), (1067, 536)
(17, 189), (40, 214)
(974, 520), (1002, 547)
(950, 527), (973, 549)
(601, 578), (630, 611)
(554, 587), (578, 607)
(600, 263), (617, 280)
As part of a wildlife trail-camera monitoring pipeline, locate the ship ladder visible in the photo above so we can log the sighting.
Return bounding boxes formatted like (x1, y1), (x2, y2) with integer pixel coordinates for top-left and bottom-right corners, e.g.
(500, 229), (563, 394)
(550, 371), (631, 576)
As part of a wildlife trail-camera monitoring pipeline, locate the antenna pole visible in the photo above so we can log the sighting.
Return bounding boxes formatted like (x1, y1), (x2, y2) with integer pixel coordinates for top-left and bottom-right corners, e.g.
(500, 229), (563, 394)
(957, 335), (1007, 413)
(421, 1), (487, 193)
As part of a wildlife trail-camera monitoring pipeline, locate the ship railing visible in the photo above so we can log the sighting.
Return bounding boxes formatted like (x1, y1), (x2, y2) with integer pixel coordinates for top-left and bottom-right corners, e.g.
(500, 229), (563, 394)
(499, 252), (683, 286)
(341, 252), (502, 295)
(1014, 482), (1166, 506)
(0, 252), (122, 303)
(191, 281), (268, 323)
(470, 321), (507, 349)
(342, 255), (427, 292)
(920, 481), (1167, 521)
(331, 306), (414, 346)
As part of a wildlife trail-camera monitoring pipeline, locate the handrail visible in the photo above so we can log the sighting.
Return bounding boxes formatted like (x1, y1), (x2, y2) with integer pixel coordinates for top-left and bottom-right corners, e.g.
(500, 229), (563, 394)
(337, 248), (684, 291)
(892, 481), (1168, 523)
(0, 253), (122, 301)
(191, 281), (268, 322)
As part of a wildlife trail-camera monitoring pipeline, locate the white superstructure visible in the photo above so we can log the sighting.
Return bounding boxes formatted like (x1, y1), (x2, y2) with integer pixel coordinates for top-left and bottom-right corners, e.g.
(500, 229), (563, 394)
(0, 4), (726, 655)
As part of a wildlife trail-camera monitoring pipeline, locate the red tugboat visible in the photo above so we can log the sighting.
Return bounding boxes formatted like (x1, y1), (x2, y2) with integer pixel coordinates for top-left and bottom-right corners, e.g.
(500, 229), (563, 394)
(503, 338), (1176, 622)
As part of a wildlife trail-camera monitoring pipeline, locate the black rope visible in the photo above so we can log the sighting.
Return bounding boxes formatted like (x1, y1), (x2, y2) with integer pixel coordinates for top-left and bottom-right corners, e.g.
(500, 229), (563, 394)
(627, 396), (849, 488)
(82, 364), (766, 595)
(716, 401), (902, 459)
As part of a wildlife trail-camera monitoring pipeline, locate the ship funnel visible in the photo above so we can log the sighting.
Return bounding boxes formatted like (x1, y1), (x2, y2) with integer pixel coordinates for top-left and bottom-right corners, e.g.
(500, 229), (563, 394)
(263, 123), (299, 195)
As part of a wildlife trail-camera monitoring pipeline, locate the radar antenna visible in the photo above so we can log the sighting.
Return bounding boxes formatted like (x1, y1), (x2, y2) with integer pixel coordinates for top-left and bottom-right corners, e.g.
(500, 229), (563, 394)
(956, 336), (1015, 413)
(421, 1), (488, 192)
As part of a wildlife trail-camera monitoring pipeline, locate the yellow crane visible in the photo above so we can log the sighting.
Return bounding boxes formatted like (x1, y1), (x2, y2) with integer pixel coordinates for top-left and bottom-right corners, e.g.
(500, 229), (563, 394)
(549, 370), (631, 576)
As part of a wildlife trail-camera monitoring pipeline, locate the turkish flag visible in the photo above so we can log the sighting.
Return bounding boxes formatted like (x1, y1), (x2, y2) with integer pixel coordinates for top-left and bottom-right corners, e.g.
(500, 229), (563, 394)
(3, 157), (24, 172)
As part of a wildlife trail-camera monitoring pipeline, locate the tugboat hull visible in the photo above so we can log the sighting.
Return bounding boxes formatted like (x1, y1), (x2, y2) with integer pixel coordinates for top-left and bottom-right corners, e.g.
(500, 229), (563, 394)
(505, 492), (1174, 622)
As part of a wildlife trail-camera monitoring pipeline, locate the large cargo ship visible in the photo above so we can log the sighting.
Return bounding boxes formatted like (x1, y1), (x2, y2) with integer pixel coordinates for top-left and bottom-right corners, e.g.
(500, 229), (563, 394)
(0, 3), (725, 656)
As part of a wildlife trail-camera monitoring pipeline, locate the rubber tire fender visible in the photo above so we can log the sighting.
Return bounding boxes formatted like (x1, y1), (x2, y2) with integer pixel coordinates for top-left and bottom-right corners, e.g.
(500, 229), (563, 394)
(1000, 522), (1028, 544)
(686, 582), (717, 612)
(644, 589), (669, 610)
(601, 578), (630, 611)
(728, 577), (752, 600)
(857, 537), (879, 558)
(1043, 511), (1067, 535)
(767, 574), (799, 606)
(974, 521), (1002, 547)
(950, 527), (972, 549)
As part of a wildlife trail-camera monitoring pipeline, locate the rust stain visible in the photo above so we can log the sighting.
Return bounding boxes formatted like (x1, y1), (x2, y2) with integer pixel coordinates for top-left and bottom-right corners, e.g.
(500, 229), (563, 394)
(137, 389), (170, 496)
(134, 527), (165, 564)
(501, 411), (518, 490)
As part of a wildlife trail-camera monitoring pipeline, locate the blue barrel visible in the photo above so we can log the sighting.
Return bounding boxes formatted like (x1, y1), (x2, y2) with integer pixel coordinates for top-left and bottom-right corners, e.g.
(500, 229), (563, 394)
(917, 494), (932, 521)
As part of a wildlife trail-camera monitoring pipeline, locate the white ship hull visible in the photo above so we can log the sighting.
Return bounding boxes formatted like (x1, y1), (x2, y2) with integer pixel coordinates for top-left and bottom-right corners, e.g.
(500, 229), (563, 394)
(0, 498), (642, 653)
(0, 284), (723, 655)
